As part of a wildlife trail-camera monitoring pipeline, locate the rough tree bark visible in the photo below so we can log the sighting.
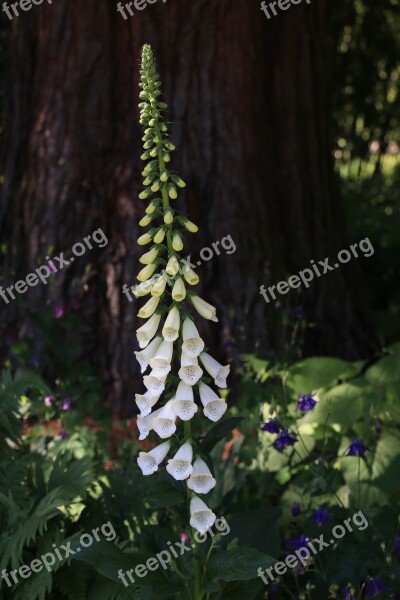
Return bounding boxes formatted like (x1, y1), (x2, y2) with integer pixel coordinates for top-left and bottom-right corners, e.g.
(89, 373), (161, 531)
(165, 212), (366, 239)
(0, 0), (379, 411)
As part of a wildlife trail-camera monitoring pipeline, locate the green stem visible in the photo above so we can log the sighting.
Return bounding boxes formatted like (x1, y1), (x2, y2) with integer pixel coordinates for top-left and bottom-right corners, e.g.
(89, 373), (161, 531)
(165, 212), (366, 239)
(153, 119), (174, 254)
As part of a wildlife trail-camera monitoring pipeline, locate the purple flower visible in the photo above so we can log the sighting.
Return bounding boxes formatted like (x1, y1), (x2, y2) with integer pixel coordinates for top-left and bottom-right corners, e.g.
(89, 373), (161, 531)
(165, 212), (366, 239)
(346, 439), (369, 458)
(274, 430), (297, 451)
(296, 394), (317, 412)
(261, 419), (280, 434)
(365, 577), (389, 596)
(343, 585), (356, 600)
(54, 302), (65, 319)
(179, 533), (190, 543)
(31, 356), (41, 367)
(310, 506), (329, 525)
(59, 429), (69, 440)
(43, 395), (55, 407)
(291, 502), (301, 517)
(61, 397), (74, 411)
(285, 534), (309, 551)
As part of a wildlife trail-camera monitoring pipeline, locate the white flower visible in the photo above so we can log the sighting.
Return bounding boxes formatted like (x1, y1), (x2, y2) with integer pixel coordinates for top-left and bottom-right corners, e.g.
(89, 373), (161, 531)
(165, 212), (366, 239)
(151, 273), (167, 297)
(138, 295), (160, 319)
(183, 266), (199, 286)
(137, 409), (160, 440)
(162, 306), (180, 342)
(172, 382), (198, 421)
(172, 233), (183, 252)
(136, 313), (161, 349)
(178, 354), (203, 386)
(149, 340), (173, 377)
(152, 401), (177, 438)
(182, 318), (205, 358)
(135, 391), (159, 417)
(166, 256), (180, 276)
(187, 457), (216, 494)
(198, 382), (227, 422)
(137, 441), (170, 476)
(190, 294), (218, 322)
(133, 279), (154, 297)
(199, 352), (230, 388)
(143, 372), (167, 396)
(134, 336), (162, 374)
(189, 496), (216, 533)
(166, 441), (193, 480)
(172, 277), (186, 302)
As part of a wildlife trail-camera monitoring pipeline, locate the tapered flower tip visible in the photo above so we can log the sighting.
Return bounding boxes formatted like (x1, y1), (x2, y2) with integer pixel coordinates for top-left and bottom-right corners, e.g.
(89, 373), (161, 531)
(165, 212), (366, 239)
(134, 336), (162, 373)
(189, 496), (216, 533)
(143, 373), (166, 396)
(137, 409), (160, 440)
(178, 354), (203, 386)
(190, 295), (218, 322)
(135, 391), (159, 417)
(166, 441), (193, 480)
(199, 352), (230, 388)
(136, 314), (161, 348)
(137, 441), (170, 476)
(187, 458), (216, 494)
(162, 307), (180, 342)
(152, 401), (177, 439)
(182, 319), (205, 358)
(149, 340), (173, 377)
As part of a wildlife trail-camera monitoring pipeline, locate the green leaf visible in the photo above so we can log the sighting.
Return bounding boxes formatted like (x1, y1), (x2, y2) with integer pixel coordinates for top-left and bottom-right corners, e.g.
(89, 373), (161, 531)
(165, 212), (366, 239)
(207, 546), (275, 582)
(365, 353), (400, 384)
(221, 508), (281, 556)
(219, 579), (265, 600)
(199, 418), (244, 454)
(286, 357), (351, 394)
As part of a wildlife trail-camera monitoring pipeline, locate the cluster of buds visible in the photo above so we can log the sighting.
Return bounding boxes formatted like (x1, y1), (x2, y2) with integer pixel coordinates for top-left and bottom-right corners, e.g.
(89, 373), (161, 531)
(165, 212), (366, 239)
(134, 45), (230, 533)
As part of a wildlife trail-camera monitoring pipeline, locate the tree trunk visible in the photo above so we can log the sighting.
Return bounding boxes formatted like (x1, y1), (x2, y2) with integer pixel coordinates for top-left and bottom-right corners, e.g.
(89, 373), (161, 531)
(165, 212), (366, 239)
(0, 0), (379, 411)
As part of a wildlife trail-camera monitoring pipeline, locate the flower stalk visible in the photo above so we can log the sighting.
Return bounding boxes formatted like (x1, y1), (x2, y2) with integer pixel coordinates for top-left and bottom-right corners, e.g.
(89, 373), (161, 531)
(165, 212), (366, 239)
(134, 44), (231, 599)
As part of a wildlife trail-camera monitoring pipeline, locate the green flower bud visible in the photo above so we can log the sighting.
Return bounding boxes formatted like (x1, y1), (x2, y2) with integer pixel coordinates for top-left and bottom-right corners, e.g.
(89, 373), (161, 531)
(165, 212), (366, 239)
(139, 214), (153, 227)
(172, 233), (183, 252)
(139, 188), (152, 200)
(160, 170), (169, 182)
(151, 180), (161, 192)
(164, 210), (174, 225)
(168, 184), (177, 199)
(154, 228), (166, 244)
(171, 174), (186, 188)
(138, 233), (153, 246)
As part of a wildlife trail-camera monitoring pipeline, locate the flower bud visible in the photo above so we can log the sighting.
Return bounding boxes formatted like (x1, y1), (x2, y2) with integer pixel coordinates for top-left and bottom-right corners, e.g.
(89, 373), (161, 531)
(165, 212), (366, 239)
(137, 263), (157, 282)
(139, 247), (159, 265)
(172, 233), (183, 252)
(164, 210), (174, 225)
(154, 228), (166, 244)
(160, 170), (169, 182)
(166, 256), (180, 276)
(183, 267), (199, 286)
(139, 214), (153, 227)
(172, 277), (186, 302)
(151, 273), (167, 297)
(138, 233), (153, 246)
(183, 219), (198, 233)
(168, 184), (178, 199)
(138, 295), (160, 318)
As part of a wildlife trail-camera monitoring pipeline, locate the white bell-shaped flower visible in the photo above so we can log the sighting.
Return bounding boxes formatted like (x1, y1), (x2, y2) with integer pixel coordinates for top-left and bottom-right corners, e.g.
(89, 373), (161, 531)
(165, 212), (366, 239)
(166, 441), (193, 480)
(199, 352), (230, 388)
(172, 277), (186, 302)
(143, 372), (167, 396)
(152, 400), (177, 439)
(151, 273), (167, 297)
(135, 391), (159, 417)
(198, 382), (227, 422)
(149, 340), (173, 377)
(189, 496), (216, 533)
(187, 457), (216, 494)
(162, 307), (180, 342)
(134, 336), (162, 374)
(138, 295), (160, 319)
(137, 408), (160, 440)
(136, 313), (161, 349)
(172, 382), (198, 421)
(137, 441), (170, 476)
(178, 354), (203, 386)
(190, 295), (218, 322)
(182, 319), (205, 359)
